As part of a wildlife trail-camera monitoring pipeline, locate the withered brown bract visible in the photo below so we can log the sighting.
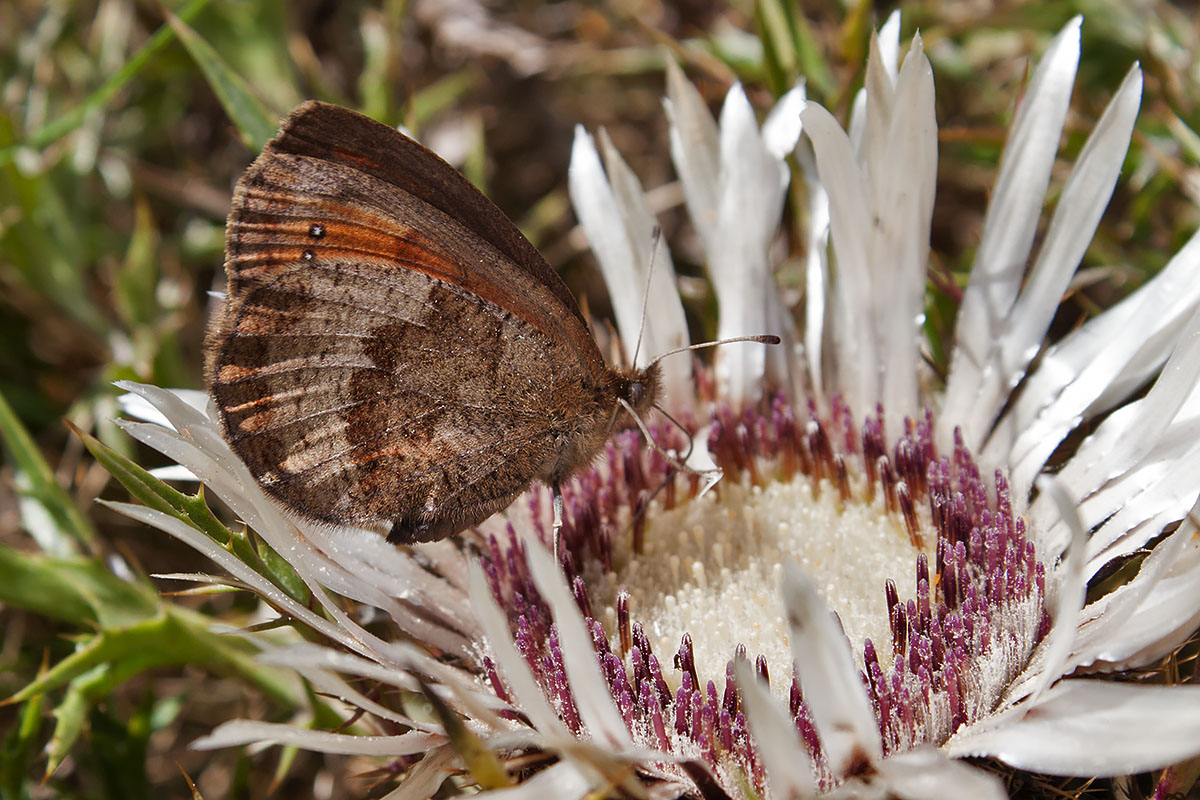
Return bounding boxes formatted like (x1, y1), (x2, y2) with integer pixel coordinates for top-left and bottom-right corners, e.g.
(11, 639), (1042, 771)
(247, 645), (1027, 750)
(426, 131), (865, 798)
(205, 101), (660, 543)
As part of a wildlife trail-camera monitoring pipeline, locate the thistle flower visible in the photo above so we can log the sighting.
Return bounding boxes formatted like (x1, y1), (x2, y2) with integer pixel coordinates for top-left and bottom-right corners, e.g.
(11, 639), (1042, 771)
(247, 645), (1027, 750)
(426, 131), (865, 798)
(113, 14), (1200, 799)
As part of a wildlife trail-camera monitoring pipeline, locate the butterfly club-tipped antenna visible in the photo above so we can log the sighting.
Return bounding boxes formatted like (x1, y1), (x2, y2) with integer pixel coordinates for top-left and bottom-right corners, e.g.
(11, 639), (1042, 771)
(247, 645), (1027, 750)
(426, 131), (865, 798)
(618, 332), (782, 475)
(617, 332), (784, 536)
(616, 334), (782, 480)
(624, 331), (782, 494)
(647, 333), (782, 368)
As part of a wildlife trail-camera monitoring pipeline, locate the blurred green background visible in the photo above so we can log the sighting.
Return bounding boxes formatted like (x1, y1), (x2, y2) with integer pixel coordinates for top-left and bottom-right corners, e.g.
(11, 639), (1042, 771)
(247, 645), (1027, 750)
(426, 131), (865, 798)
(1, 1), (1198, 798)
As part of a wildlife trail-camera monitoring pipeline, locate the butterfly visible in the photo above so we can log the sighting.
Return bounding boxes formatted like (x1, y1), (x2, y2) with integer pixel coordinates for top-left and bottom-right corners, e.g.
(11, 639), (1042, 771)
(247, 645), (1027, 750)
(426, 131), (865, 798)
(204, 101), (662, 543)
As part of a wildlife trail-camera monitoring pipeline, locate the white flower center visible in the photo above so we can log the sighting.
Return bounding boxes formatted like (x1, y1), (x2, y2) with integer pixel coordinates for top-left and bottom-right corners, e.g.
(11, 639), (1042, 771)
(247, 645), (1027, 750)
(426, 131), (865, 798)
(587, 471), (932, 690)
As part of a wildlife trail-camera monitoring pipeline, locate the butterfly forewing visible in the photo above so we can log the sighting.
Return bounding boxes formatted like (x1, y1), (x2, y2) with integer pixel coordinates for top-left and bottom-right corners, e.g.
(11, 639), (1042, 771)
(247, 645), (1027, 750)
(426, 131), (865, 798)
(207, 102), (616, 541)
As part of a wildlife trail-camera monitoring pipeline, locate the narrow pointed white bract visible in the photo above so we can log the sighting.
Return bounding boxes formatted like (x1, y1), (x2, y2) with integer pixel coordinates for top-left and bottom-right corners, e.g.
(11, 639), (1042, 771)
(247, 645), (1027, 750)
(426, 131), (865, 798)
(1024, 298), (1200, 563)
(255, 644), (440, 729)
(567, 125), (692, 411)
(665, 58), (721, 247)
(664, 63), (803, 406)
(800, 33), (936, 431)
(800, 100), (875, 410)
(763, 86), (806, 159)
(1069, 520), (1199, 671)
(941, 18), (1083, 449)
(995, 225), (1200, 499)
(874, 35), (937, 423)
(712, 84), (790, 401)
(947, 681), (1200, 776)
(781, 561), (882, 770)
(115, 382), (480, 657)
(847, 12), (903, 152)
(794, 130), (831, 401)
(523, 536), (634, 750)
(875, 747), (1007, 800)
(1019, 477), (1089, 708)
(734, 659), (817, 799)
(988, 65), (1143, 451)
(378, 748), (458, 800)
(193, 721), (444, 755)
(469, 563), (569, 735)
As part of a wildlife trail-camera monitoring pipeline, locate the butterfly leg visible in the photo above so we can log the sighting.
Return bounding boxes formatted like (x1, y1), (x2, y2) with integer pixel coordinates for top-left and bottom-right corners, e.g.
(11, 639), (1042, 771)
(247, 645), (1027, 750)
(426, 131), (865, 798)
(552, 483), (564, 562)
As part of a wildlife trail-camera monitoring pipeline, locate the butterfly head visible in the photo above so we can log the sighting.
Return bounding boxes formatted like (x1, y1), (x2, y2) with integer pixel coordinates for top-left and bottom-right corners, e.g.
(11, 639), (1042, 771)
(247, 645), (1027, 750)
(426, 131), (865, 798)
(620, 361), (662, 417)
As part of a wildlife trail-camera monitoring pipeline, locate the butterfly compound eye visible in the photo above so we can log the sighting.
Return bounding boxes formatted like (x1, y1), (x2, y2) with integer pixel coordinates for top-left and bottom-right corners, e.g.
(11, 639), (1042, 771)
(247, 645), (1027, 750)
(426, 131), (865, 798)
(627, 380), (647, 408)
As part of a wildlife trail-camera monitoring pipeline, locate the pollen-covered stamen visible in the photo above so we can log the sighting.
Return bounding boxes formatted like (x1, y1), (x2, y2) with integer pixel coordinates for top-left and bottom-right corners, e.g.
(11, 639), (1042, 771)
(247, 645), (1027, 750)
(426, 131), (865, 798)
(571, 575), (593, 619)
(617, 589), (632, 657)
(676, 632), (700, 695)
(482, 655), (511, 705)
(897, 482), (920, 546)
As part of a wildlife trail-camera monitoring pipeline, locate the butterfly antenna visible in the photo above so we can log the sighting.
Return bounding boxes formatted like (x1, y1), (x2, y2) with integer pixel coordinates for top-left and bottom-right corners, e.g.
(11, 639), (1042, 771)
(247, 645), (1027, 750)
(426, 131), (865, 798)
(649, 334), (782, 368)
(629, 226), (662, 368)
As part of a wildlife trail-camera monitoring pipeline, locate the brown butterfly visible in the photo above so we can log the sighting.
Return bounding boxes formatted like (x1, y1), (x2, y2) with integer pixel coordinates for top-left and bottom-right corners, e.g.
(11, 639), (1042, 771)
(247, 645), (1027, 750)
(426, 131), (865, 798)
(205, 101), (666, 544)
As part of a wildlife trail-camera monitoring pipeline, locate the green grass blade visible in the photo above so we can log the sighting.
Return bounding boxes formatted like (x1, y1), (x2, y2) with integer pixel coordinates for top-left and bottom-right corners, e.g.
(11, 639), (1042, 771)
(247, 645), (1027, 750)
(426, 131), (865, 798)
(0, 0), (212, 164)
(0, 391), (94, 551)
(166, 11), (278, 150)
(0, 687), (46, 799)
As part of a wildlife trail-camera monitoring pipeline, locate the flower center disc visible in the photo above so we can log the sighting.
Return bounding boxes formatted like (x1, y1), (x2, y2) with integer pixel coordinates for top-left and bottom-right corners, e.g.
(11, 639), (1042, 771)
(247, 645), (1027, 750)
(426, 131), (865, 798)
(585, 471), (931, 689)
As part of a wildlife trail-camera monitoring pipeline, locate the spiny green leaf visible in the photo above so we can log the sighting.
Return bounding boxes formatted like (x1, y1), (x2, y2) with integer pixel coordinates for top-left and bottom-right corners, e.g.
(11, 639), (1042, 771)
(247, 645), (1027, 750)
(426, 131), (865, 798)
(70, 420), (233, 549)
(255, 536), (310, 605)
(0, 546), (158, 628)
(74, 421), (312, 602)
(11, 609), (297, 710)
(85, 692), (157, 797)
(217, 503), (263, 568)
(46, 663), (112, 779)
